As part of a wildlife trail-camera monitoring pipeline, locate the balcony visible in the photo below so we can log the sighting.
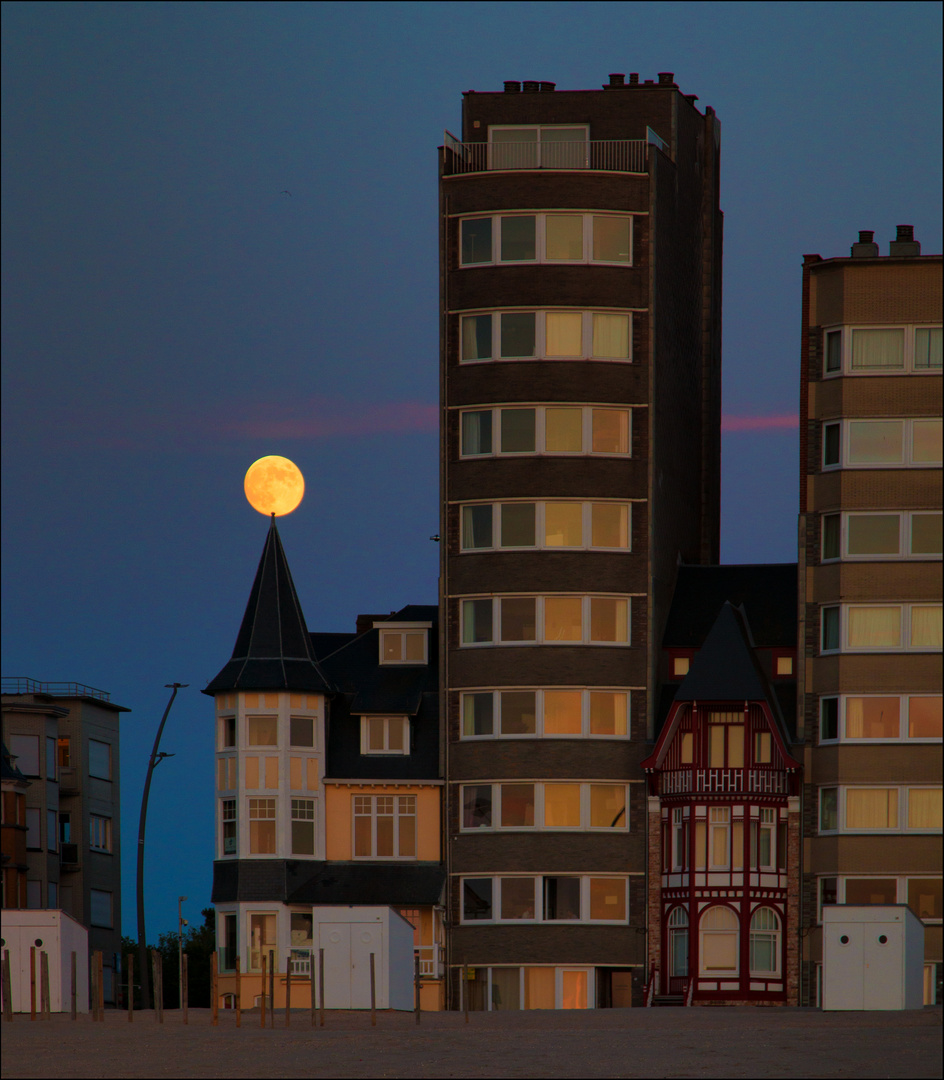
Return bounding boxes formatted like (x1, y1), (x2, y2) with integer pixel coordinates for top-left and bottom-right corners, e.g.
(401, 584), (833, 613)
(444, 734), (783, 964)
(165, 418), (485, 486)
(660, 768), (790, 796)
(59, 766), (80, 794)
(442, 132), (650, 175)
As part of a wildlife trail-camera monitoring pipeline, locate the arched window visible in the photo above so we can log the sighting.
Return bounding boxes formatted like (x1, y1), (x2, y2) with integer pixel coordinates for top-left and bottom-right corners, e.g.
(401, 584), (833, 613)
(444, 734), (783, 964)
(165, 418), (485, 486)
(750, 906), (781, 975)
(699, 905), (738, 974)
(668, 906), (689, 976)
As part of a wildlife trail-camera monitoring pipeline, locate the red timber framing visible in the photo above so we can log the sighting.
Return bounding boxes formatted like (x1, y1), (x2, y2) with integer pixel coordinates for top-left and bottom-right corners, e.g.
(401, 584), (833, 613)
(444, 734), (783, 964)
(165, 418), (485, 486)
(643, 699), (801, 1004)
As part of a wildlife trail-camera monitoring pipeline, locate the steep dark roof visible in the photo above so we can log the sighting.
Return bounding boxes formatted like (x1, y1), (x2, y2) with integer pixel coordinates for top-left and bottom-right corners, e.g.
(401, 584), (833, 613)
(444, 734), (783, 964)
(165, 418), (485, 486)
(663, 564), (797, 647)
(674, 602), (769, 702)
(204, 520), (331, 695)
(1, 742), (30, 786)
(212, 859), (445, 906)
(319, 605), (440, 780)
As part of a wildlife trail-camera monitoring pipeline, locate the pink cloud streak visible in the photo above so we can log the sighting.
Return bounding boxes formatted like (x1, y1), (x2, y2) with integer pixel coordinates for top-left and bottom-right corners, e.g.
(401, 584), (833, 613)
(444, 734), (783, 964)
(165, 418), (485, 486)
(722, 413), (798, 432)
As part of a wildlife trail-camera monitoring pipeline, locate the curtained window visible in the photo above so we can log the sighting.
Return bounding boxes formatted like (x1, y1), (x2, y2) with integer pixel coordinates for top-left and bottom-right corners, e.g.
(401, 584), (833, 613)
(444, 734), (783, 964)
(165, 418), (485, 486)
(750, 908), (781, 974)
(846, 788), (898, 829)
(907, 789), (943, 830)
(700, 906), (739, 973)
(851, 328), (904, 369)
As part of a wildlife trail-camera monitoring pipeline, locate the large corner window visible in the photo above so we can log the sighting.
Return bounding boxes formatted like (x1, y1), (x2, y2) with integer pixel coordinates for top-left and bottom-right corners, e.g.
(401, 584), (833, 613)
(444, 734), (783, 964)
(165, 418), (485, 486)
(822, 418), (942, 469)
(822, 325), (941, 375)
(460, 405), (631, 457)
(822, 511), (943, 561)
(460, 781), (628, 832)
(822, 603), (943, 653)
(459, 213), (633, 267)
(461, 688), (629, 739)
(459, 595), (631, 647)
(459, 310), (632, 363)
(460, 500), (631, 552)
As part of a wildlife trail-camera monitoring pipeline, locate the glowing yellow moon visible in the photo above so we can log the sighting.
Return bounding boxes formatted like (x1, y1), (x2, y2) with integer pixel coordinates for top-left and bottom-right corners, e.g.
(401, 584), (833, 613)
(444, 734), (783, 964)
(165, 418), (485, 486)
(244, 456), (305, 516)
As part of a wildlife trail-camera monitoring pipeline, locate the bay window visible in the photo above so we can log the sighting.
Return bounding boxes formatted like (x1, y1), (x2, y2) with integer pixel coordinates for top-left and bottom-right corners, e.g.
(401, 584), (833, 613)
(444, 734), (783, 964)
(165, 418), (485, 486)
(460, 405), (630, 457)
(461, 688), (629, 739)
(460, 594), (631, 646)
(822, 418), (942, 469)
(458, 212), (633, 266)
(460, 875), (628, 923)
(822, 324), (942, 375)
(459, 781), (628, 831)
(457, 310), (632, 363)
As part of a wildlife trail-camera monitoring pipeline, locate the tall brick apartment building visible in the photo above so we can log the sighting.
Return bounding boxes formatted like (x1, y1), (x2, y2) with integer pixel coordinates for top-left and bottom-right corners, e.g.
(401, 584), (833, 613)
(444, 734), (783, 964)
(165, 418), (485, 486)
(798, 228), (943, 1005)
(438, 73), (722, 1010)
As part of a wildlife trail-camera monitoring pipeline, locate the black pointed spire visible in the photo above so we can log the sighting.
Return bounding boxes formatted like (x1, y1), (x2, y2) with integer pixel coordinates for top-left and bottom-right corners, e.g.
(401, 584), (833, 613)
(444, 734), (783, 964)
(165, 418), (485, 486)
(204, 520), (331, 694)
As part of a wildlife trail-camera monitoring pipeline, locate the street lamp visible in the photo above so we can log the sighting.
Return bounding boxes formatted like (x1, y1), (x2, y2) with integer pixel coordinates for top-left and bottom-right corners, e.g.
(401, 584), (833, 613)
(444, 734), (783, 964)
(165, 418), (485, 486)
(178, 896), (188, 1009)
(136, 682), (186, 1011)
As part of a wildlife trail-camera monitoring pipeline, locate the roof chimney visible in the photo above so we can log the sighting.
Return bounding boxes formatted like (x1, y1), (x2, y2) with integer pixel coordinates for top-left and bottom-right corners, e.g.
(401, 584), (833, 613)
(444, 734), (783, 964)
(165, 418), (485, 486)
(539, 81), (556, 92)
(608, 73), (625, 87)
(629, 73), (639, 85)
(889, 224), (921, 257)
(522, 80), (539, 93)
(503, 80), (521, 93)
(658, 72), (675, 86)
(851, 230), (879, 258)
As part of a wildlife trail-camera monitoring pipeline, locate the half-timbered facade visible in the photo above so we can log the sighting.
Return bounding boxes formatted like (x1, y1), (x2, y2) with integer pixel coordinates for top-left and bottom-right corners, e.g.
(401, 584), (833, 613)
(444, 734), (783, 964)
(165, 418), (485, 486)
(643, 579), (801, 1004)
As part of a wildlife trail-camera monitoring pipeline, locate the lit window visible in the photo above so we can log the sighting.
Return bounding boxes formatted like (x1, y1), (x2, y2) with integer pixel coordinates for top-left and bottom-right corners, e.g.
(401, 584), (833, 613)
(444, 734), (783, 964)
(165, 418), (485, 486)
(460, 782), (629, 831)
(700, 906), (738, 974)
(353, 794), (416, 858)
(461, 689), (629, 739)
(461, 595), (631, 647)
(249, 798), (276, 854)
(775, 655), (793, 676)
(673, 656), (690, 677)
(458, 211), (632, 266)
(248, 716), (278, 746)
(361, 717), (409, 755)
(249, 913), (276, 972)
(380, 629), (426, 664)
(460, 405), (631, 457)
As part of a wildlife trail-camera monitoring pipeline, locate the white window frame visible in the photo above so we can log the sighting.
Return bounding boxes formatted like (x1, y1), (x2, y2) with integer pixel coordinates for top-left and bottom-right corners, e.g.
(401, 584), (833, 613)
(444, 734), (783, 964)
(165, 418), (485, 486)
(458, 781), (630, 832)
(459, 594), (632, 647)
(458, 212), (635, 267)
(459, 500), (633, 552)
(352, 793), (417, 860)
(457, 308), (633, 363)
(360, 716), (410, 755)
(822, 511), (943, 561)
(221, 798), (237, 856)
(487, 123), (591, 170)
(459, 874), (629, 924)
(821, 324), (943, 377)
(290, 797), (316, 856)
(820, 603), (942, 653)
(818, 785), (943, 834)
(458, 404), (633, 458)
(459, 688), (631, 740)
(748, 906), (782, 976)
(89, 814), (112, 853)
(248, 796), (277, 855)
(218, 714), (237, 749)
(821, 417), (943, 470)
(818, 694), (942, 744)
(377, 624), (430, 665)
(698, 905), (740, 976)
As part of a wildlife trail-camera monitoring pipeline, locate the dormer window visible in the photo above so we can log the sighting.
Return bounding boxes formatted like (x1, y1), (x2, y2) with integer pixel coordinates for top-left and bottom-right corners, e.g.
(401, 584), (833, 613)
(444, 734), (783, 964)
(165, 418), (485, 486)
(361, 717), (410, 755)
(376, 623), (431, 665)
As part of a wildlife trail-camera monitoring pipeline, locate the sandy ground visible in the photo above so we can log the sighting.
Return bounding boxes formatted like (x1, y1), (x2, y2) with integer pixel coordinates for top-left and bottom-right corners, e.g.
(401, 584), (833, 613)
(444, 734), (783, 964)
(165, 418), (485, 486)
(1, 1006), (941, 1079)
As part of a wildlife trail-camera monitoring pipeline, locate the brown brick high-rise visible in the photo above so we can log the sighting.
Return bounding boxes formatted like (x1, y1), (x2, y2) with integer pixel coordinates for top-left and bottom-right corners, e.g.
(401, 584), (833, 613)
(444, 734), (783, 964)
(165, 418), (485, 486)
(438, 73), (722, 1010)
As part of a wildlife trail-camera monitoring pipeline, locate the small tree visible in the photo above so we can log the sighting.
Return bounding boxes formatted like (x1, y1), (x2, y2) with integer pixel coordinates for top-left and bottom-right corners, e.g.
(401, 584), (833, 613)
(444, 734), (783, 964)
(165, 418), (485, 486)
(121, 907), (215, 1009)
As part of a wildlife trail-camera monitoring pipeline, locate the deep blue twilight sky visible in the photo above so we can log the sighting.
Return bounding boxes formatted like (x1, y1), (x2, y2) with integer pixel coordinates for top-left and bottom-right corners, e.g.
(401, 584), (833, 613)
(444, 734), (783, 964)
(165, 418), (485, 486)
(2, 2), (941, 937)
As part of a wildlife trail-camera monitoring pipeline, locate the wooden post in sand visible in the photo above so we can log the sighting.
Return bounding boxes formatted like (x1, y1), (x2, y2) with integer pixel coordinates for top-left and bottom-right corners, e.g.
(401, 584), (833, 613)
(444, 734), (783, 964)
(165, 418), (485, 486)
(210, 952), (218, 1026)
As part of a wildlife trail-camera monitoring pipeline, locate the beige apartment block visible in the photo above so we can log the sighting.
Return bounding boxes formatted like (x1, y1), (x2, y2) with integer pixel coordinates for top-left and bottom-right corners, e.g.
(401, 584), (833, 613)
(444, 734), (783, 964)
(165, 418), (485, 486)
(798, 227), (942, 1006)
(1, 678), (129, 1003)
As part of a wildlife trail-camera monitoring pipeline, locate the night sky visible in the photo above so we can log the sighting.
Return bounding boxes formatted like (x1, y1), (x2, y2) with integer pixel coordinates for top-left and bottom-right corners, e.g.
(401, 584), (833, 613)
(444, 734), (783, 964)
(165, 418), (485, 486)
(2, 1), (941, 937)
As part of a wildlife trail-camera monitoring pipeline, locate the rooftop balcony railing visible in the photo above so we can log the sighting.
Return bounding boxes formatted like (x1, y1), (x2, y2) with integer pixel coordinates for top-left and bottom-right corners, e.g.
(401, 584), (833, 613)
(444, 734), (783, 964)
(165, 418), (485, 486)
(1, 676), (111, 701)
(443, 132), (650, 175)
(660, 768), (790, 796)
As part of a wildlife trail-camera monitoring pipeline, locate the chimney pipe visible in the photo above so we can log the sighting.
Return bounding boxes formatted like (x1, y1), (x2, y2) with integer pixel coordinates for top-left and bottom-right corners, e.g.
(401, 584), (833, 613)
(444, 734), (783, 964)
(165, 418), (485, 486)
(539, 81), (556, 92)
(851, 230), (879, 258)
(608, 73), (625, 87)
(503, 80), (521, 93)
(629, 73), (639, 85)
(889, 225), (921, 257)
(658, 72), (675, 86)
(522, 80), (539, 93)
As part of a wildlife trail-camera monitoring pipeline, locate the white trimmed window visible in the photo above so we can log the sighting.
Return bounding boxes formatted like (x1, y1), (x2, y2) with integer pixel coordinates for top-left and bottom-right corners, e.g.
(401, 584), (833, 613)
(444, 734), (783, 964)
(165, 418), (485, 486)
(818, 876), (943, 923)
(291, 798), (315, 856)
(461, 688), (630, 739)
(459, 308), (632, 362)
(822, 418), (942, 469)
(248, 797), (277, 854)
(218, 715), (236, 749)
(89, 814), (112, 853)
(221, 799), (237, 855)
(818, 786), (943, 833)
(459, 213), (633, 267)
(819, 695), (942, 743)
(820, 603), (942, 653)
(460, 406), (631, 457)
(460, 500), (631, 551)
(822, 511), (943, 560)
(379, 627), (428, 665)
(247, 716), (278, 746)
(249, 912), (277, 972)
(360, 716), (410, 755)
(460, 782), (628, 831)
(822, 325), (942, 375)
(353, 794), (416, 858)
(460, 875), (628, 923)
(460, 595), (631, 646)
(749, 907), (781, 975)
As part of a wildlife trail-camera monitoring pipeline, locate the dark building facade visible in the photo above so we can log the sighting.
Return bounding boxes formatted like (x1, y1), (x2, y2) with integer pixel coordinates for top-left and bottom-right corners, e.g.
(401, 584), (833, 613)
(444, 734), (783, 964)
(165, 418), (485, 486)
(439, 73), (722, 1009)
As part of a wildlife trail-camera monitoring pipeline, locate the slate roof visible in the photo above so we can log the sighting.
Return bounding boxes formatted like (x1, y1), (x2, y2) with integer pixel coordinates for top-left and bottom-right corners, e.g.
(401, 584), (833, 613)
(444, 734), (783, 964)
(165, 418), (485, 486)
(204, 520), (331, 695)
(212, 859), (445, 906)
(674, 602), (769, 702)
(319, 604), (440, 780)
(663, 564), (797, 647)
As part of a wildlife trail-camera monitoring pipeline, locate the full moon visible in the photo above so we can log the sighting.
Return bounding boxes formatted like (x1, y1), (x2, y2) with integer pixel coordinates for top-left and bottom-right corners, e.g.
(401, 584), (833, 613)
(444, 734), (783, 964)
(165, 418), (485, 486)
(244, 456), (305, 517)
